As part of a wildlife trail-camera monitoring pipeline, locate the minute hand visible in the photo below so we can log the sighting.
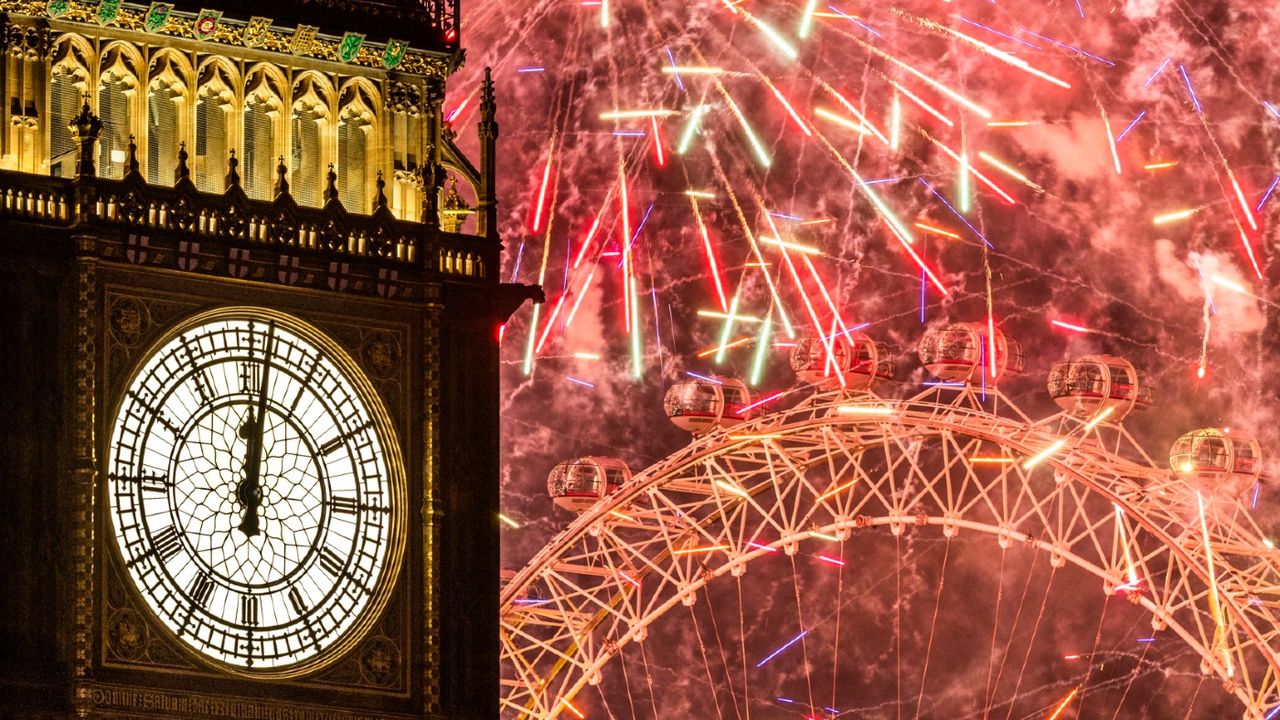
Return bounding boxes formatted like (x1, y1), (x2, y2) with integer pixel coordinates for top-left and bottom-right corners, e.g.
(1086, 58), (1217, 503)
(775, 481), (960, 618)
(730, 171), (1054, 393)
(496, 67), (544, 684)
(237, 321), (275, 538)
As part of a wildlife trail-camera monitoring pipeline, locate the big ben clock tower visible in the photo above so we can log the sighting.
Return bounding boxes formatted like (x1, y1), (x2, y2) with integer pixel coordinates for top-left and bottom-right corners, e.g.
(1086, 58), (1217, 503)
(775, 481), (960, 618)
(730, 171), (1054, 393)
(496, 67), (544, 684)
(0, 0), (539, 718)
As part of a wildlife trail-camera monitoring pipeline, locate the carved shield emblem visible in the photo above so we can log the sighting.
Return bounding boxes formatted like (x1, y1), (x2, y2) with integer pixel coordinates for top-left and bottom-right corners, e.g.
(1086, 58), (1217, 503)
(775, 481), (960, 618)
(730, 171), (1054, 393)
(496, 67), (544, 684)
(382, 39), (408, 70)
(337, 32), (364, 64)
(45, 0), (69, 18)
(96, 0), (121, 26)
(144, 2), (173, 33)
(242, 16), (272, 48)
(290, 24), (318, 56)
(193, 9), (222, 41)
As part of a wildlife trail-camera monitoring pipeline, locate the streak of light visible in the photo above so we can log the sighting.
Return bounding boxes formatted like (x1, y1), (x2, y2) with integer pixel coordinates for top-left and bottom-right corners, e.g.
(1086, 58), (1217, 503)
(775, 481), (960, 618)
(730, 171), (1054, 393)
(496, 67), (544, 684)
(762, 78), (812, 136)
(1144, 161), (1177, 171)
(534, 292), (569, 352)
(1210, 274), (1248, 295)
(1136, 637), (1155, 643)
(1255, 176), (1280, 212)
(747, 541), (779, 553)
(745, 12), (799, 60)
(686, 371), (723, 384)
(987, 120), (1034, 127)
(1144, 58), (1171, 87)
(661, 65), (726, 75)
(673, 545), (729, 556)
(740, 391), (784, 414)
(919, 177), (993, 248)
(715, 479), (751, 498)
(663, 47), (684, 91)
(696, 336), (752, 357)
(443, 96), (471, 123)
(609, 511), (637, 526)
(915, 221), (962, 239)
(1115, 504), (1139, 586)
(515, 66), (544, 73)
(1179, 65), (1203, 114)
(1227, 168), (1258, 230)
(1152, 208), (1199, 225)
(1237, 224), (1265, 280)
(1046, 688), (1080, 720)
(1102, 111), (1122, 175)
(821, 84), (890, 144)
(798, 0), (819, 38)
(749, 313), (773, 385)
(824, 5), (880, 37)
(562, 266), (598, 331)
(756, 630), (808, 668)
(676, 104), (708, 155)
(891, 223), (950, 294)
(698, 309), (763, 323)
(1022, 439), (1066, 469)
(1197, 491), (1233, 677)
(718, 85), (772, 167)
(760, 235), (822, 254)
(498, 513), (520, 528)
(618, 571), (640, 588)
(977, 151), (1046, 193)
(970, 457), (1015, 464)
(598, 0), (607, 27)
(817, 478), (858, 501)
(817, 555), (845, 566)
(650, 116), (666, 165)
(769, 211), (804, 221)
(987, 314), (998, 378)
(809, 531), (839, 541)
(530, 142), (554, 232)
(685, 189), (716, 199)
(924, 132), (1017, 204)
(560, 699), (585, 719)
(1115, 111), (1147, 143)
(565, 376), (595, 388)
(837, 404), (895, 416)
(1020, 28), (1115, 66)
(729, 433), (783, 440)
(1051, 319), (1091, 333)
(852, 38), (993, 118)
(889, 90), (902, 150)
(815, 106), (871, 135)
(599, 109), (678, 120)
(611, 130), (645, 137)
(954, 16), (1040, 50)
(691, 198), (729, 310)
(889, 80), (955, 127)
(572, 211), (605, 269)
(919, 17), (1072, 89)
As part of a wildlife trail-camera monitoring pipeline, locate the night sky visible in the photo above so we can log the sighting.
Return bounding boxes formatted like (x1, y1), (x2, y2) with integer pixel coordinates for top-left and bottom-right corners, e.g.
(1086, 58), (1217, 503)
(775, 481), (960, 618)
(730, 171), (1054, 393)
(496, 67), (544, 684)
(451, 1), (1279, 716)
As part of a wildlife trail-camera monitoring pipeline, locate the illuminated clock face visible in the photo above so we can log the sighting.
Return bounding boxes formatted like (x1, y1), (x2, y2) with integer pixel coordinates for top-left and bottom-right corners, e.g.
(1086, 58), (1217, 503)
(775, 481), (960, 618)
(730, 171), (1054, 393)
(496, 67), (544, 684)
(107, 308), (403, 673)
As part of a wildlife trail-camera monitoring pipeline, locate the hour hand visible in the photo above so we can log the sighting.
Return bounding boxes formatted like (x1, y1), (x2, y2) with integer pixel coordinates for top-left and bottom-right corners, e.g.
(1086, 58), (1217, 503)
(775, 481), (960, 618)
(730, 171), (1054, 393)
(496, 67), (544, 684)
(236, 411), (263, 537)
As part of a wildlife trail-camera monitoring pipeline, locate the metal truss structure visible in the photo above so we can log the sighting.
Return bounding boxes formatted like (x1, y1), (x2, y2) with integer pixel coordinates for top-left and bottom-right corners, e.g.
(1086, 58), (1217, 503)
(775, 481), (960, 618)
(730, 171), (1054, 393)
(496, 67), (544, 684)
(500, 385), (1280, 719)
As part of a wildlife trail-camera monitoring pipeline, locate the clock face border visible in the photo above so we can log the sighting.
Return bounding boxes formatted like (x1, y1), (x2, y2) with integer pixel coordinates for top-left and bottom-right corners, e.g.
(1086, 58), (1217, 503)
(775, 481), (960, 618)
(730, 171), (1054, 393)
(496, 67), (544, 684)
(102, 304), (409, 680)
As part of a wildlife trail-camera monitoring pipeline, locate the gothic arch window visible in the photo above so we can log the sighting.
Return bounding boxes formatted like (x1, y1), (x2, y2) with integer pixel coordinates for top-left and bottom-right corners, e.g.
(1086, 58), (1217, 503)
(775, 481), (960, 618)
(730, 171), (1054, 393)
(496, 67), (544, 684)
(145, 51), (192, 185)
(97, 44), (142, 179)
(49, 35), (91, 177)
(193, 59), (238, 193)
(336, 81), (378, 213)
(243, 64), (285, 200)
(290, 73), (333, 208)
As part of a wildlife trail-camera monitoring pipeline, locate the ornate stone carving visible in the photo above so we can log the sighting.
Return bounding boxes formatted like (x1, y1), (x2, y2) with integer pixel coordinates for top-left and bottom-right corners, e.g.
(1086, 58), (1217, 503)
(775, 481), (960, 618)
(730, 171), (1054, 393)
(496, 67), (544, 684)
(358, 635), (401, 688)
(107, 295), (148, 347)
(360, 329), (401, 380)
(106, 608), (148, 661)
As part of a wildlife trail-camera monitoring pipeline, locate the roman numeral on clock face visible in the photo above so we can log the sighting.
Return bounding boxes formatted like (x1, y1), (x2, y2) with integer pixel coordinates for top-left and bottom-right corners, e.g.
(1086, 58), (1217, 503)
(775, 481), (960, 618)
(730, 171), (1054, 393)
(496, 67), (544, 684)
(153, 525), (183, 563)
(288, 586), (308, 615)
(188, 572), (214, 607)
(241, 595), (259, 627)
(319, 546), (345, 577)
(330, 496), (358, 515)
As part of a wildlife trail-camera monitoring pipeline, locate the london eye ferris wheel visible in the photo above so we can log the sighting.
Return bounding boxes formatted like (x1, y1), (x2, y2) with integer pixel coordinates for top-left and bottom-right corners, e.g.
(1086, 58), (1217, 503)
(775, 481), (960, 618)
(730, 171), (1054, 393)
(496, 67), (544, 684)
(501, 323), (1278, 719)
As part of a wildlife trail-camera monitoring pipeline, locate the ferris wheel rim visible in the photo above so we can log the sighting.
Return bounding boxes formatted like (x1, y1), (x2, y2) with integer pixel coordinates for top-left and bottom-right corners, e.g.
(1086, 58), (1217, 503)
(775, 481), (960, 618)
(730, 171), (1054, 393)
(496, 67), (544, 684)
(501, 386), (1280, 719)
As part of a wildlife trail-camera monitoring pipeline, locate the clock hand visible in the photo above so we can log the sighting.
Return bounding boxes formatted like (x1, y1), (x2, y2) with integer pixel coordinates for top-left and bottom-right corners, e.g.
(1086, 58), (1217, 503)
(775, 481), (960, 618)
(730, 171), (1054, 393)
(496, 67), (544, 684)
(237, 321), (275, 538)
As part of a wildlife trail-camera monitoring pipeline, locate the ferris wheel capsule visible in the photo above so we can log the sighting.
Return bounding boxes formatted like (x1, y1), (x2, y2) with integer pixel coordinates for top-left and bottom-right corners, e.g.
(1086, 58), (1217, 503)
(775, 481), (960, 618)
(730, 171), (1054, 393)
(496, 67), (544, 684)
(1169, 428), (1263, 499)
(916, 322), (1024, 384)
(1047, 355), (1153, 421)
(663, 375), (752, 433)
(547, 456), (632, 513)
(790, 332), (896, 390)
